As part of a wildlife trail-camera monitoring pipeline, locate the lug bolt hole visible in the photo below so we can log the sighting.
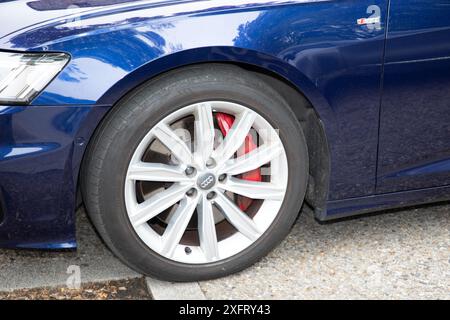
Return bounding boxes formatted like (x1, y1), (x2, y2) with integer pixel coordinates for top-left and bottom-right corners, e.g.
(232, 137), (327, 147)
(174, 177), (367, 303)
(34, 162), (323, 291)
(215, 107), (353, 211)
(186, 188), (197, 197)
(206, 158), (216, 168)
(218, 174), (227, 182)
(185, 166), (196, 176)
(207, 191), (216, 200)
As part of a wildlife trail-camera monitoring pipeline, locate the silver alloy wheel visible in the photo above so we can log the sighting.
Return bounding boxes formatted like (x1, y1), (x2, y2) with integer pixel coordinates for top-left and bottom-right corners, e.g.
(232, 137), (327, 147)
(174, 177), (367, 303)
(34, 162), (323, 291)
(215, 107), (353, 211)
(124, 101), (288, 264)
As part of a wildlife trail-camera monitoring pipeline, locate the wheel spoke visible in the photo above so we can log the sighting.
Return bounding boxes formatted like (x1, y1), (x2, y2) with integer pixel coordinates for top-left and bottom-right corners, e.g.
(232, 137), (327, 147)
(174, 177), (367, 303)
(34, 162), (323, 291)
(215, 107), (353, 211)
(195, 103), (215, 162)
(219, 177), (285, 201)
(221, 142), (283, 175)
(197, 196), (219, 261)
(130, 184), (191, 227)
(161, 196), (199, 257)
(214, 192), (261, 241)
(127, 162), (190, 182)
(153, 123), (193, 165)
(212, 110), (256, 163)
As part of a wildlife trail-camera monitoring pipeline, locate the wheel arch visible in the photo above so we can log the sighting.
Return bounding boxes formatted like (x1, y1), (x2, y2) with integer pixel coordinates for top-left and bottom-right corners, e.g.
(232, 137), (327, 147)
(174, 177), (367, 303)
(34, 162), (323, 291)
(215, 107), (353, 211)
(248, 69), (331, 218)
(80, 47), (331, 219)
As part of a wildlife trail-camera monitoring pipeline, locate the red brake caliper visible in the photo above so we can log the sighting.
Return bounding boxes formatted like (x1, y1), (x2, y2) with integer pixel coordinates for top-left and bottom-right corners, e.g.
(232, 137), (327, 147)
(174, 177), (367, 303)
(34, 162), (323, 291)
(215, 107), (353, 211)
(215, 113), (262, 211)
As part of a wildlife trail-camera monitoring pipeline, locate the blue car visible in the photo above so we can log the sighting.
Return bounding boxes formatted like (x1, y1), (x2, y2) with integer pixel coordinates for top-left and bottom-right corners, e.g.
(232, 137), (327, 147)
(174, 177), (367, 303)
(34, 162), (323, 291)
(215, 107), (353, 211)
(0, 0), (449, 281)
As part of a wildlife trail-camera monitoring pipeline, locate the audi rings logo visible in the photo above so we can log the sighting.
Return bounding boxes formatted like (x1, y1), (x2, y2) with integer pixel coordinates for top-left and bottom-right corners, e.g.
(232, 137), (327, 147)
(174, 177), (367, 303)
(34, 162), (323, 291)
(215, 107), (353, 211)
(198, 174), (216, 190)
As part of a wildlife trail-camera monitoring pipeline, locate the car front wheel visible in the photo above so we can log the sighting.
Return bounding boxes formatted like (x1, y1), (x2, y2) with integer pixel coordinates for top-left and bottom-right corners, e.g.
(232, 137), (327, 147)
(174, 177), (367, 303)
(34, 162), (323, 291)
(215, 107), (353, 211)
(82, 64), (309, 281)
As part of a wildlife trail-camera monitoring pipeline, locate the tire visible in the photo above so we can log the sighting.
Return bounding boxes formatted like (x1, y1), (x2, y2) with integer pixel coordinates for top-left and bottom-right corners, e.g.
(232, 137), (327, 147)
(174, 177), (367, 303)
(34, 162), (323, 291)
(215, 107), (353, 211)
(81, 64), (309, 281)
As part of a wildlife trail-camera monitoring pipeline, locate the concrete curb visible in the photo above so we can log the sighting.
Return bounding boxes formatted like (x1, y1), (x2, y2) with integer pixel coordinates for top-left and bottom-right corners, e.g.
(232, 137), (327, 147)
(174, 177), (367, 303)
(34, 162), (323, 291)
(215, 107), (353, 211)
(146, 277), (206, 300)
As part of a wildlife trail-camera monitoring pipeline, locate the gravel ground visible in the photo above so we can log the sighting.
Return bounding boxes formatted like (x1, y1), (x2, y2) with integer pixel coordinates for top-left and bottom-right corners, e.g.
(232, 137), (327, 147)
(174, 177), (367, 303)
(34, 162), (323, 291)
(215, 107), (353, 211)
(200, 204), (450, 300)
(0, 203), (448, 299)
(0, 278), (150, 300)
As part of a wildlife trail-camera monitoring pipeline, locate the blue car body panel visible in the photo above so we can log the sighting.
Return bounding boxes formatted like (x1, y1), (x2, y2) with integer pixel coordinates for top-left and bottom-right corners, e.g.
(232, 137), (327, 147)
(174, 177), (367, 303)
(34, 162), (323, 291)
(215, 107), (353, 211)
(0, 104), (107, 248)
(0, 0), (448, 248)
(377, 0), (450, 193)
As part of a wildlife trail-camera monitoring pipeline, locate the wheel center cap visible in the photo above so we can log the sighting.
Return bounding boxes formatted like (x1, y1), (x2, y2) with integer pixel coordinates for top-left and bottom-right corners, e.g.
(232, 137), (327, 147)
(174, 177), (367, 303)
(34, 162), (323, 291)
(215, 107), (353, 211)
(197, 173), (216, 190)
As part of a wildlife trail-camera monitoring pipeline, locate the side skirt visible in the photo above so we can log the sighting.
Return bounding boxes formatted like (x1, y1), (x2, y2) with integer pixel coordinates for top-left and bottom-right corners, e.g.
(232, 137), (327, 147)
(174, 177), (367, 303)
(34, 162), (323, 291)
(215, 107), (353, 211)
(318, 184), (450, 221)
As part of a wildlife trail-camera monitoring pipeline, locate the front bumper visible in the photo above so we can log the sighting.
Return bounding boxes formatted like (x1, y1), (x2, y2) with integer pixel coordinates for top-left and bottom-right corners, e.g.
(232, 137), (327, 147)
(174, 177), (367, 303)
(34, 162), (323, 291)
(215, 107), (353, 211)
(0, 104), (108, 249)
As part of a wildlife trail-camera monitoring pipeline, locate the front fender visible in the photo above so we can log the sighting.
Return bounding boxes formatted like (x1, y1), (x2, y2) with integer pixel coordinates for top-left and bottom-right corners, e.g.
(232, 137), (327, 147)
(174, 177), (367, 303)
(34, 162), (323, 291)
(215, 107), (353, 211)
(97, 46), (335, 127)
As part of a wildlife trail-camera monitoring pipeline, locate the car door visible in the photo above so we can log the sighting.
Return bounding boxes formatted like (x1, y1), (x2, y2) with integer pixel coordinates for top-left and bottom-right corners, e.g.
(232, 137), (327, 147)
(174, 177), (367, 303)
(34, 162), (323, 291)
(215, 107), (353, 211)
(377, 0), (450, 193)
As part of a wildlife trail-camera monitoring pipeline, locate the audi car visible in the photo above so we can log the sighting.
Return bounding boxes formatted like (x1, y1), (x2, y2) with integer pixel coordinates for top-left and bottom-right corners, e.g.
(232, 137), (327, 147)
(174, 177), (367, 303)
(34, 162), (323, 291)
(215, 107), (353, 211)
(0, 0), (449, 281)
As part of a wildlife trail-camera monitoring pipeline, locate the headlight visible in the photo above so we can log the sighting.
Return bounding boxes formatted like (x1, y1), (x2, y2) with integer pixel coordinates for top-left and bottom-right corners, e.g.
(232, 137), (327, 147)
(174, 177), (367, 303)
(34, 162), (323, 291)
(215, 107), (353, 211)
(0, 51), (70, 105)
